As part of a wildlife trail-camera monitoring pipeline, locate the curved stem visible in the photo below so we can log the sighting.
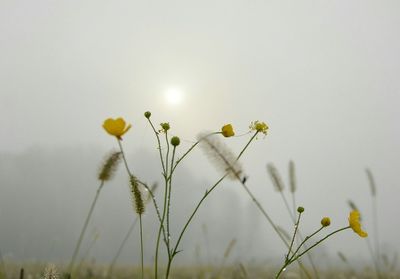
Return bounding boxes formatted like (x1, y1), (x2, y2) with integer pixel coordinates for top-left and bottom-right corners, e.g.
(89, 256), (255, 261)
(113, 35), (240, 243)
(289, 226), (324, 263)
(165, 132), (259, 278)
(68, 181), (104, 276)
(165, 174), (228, 278)
(276, 226), (350, 278)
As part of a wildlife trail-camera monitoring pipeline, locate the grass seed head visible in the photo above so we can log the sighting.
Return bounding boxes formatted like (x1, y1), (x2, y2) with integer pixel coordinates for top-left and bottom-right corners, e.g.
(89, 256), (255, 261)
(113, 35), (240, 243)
(129, 176), (145, 215)
(198, 132), (243, 180)
(98, 151), (122, 181)
(267, 163), (285, 192)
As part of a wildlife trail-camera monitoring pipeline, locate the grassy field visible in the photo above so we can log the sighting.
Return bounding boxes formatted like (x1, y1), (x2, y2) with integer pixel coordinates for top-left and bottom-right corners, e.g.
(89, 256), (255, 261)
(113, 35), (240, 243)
(2, 262), (399, 279)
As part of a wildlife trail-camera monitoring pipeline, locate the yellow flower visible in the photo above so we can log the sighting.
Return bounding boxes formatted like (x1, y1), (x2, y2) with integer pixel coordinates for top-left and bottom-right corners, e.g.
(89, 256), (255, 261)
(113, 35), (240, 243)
(103, 117), (131, 140)
(221, 124), (235, 137)
(250, 121), (269, 135)
(348, 210), (368, 238)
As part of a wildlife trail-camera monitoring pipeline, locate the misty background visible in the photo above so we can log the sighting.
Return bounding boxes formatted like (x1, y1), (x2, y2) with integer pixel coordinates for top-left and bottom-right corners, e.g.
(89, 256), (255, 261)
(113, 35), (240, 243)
(1, 0), (399, 267)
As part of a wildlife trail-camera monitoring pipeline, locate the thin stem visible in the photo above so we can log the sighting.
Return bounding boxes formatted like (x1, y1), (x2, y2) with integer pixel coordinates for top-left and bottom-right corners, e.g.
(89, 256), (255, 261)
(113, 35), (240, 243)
(165, 132), (260, 278)
(75, 231), (98, 276)
(166, 146), (176, 251)
(107, 217), (139, 277)
(147, 119), (166, 174)
(164, 133), (171, 243)
(139, 214), (144, 279)
(117, 139), (169, 278)
(118, 139), (167, 243)
(239, 175), (311, 278)
(278, 187), (319, 278)
(117, 140), (132, 175)
(289, 226), (324, 262)
(67, 181), (104, 276)
(155, 160), (171, 277)
(286, 212), (302, 263)
(276, 226), (350, 279)
(165, 174), (228, 278)
(292, 226), (350, 261)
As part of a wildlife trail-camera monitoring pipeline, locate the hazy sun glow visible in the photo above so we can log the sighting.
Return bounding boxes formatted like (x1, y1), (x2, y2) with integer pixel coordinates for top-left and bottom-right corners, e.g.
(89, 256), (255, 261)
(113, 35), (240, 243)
(165, 87), (183, 106)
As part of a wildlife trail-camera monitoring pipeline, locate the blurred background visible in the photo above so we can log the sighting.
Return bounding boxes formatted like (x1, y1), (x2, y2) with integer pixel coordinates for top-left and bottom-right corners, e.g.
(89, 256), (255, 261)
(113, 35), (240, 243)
(0, 0), (399, 268)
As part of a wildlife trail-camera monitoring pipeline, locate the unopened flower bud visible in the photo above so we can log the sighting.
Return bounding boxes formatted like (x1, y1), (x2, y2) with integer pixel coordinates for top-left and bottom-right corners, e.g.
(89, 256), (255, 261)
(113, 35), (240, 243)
(171, 136), (180, 147)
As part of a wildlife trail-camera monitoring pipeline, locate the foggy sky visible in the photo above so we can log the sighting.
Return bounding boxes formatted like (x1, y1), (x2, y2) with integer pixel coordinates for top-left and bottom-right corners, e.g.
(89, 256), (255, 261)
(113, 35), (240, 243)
(1, 0), (399, 266)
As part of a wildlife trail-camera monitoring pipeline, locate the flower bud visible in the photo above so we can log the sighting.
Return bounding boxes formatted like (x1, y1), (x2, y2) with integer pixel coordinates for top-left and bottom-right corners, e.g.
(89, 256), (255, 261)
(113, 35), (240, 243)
(321, 217), (331, 227)
(144, 111), (151, 119)
(160, 122), (170, 132)
(171, 136), (180, 147)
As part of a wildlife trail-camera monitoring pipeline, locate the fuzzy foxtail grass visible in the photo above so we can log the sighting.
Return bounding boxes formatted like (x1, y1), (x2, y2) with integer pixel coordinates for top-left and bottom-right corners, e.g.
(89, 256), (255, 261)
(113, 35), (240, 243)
(67, 151), (121, 278)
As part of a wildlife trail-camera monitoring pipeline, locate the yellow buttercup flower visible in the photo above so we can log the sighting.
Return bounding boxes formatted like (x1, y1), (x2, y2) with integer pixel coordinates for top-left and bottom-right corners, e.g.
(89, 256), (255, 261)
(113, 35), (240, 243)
(348, 210), (368, 238)
(103, 117), (132, 140)
(221, 124), (235, 137)
(250, 121), (269, 135)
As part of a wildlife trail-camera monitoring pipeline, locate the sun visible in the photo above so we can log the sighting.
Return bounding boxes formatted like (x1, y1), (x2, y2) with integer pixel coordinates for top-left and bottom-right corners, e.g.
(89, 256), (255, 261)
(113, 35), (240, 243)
(165, 87), (183, 106)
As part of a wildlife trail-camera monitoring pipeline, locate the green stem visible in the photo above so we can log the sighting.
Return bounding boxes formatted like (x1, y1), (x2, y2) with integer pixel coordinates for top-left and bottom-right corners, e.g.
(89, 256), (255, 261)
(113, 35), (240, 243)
(147, 119), (166, 174)
(280, 192), (319, 278)
(166, 146), (176, 253)
(164, 133), (171, 244)
(117, 139), (168, 278)
(289, 226), (324, 263)
(286, 212), (302, 263)
(67, 181), (104, 276)
(276, 226), (350, 278)
(165, 132), (259, 278)
(165, 174), (228, 278)
(139, 214), (144, 279)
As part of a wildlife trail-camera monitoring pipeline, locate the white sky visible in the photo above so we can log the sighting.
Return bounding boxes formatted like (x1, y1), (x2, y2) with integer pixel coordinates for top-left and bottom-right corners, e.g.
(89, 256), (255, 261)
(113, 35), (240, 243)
(1, 0), (399, 264)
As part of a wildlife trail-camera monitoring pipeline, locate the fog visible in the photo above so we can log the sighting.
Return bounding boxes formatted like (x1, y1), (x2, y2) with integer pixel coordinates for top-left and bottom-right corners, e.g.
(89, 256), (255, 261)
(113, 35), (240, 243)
(1, 0), (399, 267)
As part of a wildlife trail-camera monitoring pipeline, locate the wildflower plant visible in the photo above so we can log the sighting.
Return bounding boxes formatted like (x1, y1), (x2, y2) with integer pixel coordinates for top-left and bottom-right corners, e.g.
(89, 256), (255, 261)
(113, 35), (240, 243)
(100, 113), (368, 279)
(275, 210), (368, 278)
(102, 113), (261, 279)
